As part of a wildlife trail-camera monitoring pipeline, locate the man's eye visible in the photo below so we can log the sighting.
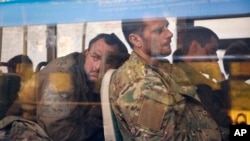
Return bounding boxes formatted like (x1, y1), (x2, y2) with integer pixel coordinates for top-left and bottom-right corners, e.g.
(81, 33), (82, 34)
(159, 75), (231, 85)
(92, 55), (99, 61)
(154, 28), (163, 34)
(153, 27), (165, 34)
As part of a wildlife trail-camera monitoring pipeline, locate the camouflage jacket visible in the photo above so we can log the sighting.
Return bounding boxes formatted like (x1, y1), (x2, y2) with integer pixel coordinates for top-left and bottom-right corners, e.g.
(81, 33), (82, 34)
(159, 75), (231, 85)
(110, 52), (221, 141)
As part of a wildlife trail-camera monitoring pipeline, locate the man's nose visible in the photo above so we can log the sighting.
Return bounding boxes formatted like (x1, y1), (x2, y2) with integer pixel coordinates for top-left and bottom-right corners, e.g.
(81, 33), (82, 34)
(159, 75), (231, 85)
(93, 61), (101, 71)
(168, 30), (173, 38)
(164, 28), (173, 38)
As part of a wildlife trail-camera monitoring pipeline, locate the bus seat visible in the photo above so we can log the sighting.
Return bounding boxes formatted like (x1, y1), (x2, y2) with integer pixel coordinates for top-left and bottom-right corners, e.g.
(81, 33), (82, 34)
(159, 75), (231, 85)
(0, 73), (21, 120)
(100, 69), (122, 141)
(35, 61), (48, 72)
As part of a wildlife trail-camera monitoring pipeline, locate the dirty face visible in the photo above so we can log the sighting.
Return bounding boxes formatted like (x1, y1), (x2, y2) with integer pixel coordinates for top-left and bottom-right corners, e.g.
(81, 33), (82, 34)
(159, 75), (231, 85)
(84, 38), (118, 82)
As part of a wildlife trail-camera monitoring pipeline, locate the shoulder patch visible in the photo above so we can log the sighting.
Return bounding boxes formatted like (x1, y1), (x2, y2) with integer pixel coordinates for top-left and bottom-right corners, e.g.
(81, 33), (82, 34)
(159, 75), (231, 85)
(137, 98), (167, 131)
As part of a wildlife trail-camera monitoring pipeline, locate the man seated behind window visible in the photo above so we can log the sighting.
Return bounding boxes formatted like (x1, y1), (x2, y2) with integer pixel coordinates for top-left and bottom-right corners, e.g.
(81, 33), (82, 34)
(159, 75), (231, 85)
(109, 17), (222, 140)
(7, 33), (129, 141)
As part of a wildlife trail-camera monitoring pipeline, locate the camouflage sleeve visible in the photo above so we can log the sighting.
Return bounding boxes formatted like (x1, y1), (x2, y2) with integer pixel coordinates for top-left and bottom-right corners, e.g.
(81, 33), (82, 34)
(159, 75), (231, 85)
(115, 70), (221, 141)
(115, 69), (173, 140)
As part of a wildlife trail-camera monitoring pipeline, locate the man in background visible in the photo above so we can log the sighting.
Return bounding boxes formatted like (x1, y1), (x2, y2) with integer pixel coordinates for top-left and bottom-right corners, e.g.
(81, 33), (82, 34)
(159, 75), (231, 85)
(7, 54), (34, 83)
(173, 26), (229, 140)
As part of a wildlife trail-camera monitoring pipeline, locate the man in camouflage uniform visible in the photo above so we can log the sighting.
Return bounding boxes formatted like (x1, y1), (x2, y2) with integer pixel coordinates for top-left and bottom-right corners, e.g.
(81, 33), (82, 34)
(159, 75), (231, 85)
(109, 17), (222, 140)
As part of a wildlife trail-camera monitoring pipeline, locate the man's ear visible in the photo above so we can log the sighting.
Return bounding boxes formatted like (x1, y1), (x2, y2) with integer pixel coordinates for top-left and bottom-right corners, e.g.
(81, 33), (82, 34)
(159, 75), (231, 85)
(84, 49), (89, 56)
(129, 33), (142, 48)
(188, 40), (200, 55)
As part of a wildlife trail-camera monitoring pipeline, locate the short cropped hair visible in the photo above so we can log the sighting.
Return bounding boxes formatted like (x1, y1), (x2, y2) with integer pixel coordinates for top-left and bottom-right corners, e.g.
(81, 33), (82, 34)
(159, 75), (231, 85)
(121, 19), (145, 49)
(88, 33), (128, 53)
(182, 26), (219, 54)
(7, 55), (33, 73)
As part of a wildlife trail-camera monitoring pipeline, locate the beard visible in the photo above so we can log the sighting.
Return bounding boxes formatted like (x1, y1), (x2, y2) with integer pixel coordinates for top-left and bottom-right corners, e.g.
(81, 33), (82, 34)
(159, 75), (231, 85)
(87, 70), (99, 82)
(151, 47), (172, 57)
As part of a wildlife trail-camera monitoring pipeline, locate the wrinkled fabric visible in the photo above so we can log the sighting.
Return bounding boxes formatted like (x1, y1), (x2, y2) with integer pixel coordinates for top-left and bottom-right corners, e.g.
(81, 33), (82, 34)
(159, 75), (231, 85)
(110, 52), (221, 141)
(0, 116), (52, 141)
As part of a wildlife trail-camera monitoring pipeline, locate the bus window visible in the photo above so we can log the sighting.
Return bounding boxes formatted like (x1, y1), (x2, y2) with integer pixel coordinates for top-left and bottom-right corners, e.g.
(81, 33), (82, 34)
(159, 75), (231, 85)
(0, 0), (250, 140)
